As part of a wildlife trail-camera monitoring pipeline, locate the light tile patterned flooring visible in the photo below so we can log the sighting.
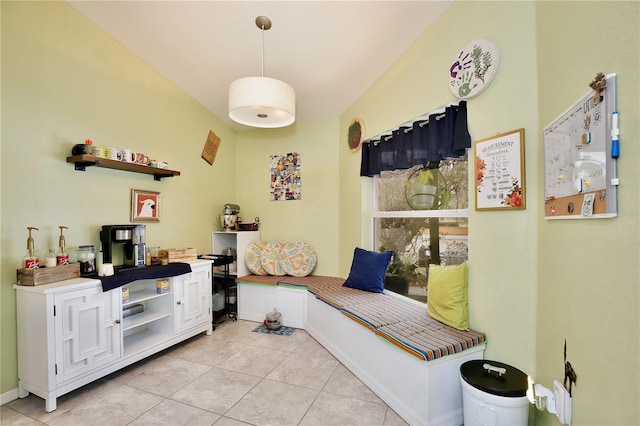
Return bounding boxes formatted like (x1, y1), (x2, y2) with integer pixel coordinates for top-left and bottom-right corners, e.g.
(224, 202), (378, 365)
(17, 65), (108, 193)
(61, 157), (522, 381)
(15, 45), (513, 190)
(1, 320), (409, 426)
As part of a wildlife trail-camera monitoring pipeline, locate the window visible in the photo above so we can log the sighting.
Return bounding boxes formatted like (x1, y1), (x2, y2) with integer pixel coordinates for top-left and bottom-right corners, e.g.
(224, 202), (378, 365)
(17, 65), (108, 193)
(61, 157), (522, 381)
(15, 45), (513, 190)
(373, 158), (469, 303)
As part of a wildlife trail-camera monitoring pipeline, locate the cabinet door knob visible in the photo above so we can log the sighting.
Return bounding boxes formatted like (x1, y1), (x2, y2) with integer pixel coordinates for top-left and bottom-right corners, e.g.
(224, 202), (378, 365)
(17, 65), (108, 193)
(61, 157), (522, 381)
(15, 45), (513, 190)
(176, 301), (182, 305)
(115, 319), (121, 324)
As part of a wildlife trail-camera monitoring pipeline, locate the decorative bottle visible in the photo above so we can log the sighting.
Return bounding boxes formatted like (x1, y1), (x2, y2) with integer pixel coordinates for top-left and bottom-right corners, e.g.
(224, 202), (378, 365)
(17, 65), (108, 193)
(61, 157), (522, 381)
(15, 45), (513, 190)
(23, 226), (39, 269)
(56, 226), (69, 265)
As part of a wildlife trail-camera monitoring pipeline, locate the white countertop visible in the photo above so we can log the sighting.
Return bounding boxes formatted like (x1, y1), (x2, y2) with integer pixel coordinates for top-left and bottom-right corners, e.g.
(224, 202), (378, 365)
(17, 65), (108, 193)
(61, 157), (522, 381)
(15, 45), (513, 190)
(14, 259), (212, 294)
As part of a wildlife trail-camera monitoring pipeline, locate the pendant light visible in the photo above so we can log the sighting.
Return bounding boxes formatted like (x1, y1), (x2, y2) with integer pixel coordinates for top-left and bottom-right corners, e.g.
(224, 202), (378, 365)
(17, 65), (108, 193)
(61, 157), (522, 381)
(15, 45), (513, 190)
(228, 16), (296, 128)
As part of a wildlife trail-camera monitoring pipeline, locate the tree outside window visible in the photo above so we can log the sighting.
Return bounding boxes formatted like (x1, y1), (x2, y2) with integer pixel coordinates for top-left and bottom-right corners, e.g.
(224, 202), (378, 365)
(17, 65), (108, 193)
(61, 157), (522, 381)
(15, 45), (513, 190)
(374, 159), (468, 303)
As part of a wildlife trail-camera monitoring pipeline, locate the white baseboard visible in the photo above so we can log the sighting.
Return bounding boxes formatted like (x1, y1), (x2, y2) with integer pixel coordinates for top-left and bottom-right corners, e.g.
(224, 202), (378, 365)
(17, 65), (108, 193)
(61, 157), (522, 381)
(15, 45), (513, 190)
(1, 388), (19, 406)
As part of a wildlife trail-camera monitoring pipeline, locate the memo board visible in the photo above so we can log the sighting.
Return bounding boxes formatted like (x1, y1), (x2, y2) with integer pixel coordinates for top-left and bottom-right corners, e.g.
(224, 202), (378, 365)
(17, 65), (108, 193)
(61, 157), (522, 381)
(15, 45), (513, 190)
(543, 73), (618, 219)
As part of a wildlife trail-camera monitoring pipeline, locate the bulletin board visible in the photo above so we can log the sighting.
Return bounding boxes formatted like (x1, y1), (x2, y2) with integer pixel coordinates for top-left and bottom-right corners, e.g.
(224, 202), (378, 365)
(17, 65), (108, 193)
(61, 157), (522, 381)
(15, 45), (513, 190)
(543, 73), (618, 219)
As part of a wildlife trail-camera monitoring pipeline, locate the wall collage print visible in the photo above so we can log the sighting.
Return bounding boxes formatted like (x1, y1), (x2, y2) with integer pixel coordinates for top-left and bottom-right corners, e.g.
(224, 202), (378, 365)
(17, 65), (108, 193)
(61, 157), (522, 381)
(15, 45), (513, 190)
(270, 152), (301, 201)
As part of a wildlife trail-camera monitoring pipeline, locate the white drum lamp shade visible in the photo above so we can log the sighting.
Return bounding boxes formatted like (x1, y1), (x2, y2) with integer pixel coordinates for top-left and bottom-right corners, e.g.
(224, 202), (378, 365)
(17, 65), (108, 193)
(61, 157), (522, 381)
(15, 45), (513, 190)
(228, 76), (295, 128)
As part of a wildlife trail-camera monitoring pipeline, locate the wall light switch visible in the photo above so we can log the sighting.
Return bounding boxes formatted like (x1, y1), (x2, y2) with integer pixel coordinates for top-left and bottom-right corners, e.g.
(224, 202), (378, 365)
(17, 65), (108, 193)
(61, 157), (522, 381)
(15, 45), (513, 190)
(553, 380), (572, 425)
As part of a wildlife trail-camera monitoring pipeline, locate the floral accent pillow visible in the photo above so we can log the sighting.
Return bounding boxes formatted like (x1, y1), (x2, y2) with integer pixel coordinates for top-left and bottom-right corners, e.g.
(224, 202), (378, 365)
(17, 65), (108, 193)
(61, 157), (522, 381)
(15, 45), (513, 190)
(260, 241), (286, 276)
(244, 241), (268, 275)
(280, 240), (317, 277)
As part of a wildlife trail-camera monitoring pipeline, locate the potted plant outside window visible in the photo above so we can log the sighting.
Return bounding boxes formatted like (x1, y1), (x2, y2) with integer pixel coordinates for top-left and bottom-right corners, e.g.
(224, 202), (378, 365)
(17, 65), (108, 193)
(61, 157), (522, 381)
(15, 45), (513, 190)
(407, 168), (436, 209)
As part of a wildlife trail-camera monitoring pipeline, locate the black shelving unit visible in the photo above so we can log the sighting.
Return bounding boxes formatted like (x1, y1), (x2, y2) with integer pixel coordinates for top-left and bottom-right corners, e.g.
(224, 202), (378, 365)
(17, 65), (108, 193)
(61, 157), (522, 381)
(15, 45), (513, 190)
(198, 254), (236, 329)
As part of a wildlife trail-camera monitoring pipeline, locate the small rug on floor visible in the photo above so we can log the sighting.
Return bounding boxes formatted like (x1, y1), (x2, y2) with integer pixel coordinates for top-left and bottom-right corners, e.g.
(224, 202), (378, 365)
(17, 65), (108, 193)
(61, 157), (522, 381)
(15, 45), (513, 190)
(252, 323), (296, 336)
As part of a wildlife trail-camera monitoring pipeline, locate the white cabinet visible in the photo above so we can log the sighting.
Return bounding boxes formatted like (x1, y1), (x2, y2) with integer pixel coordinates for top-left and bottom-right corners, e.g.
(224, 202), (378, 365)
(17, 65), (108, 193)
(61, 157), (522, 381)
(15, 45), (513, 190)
(174, 265), (211, 333)
(14, 260), (212, 412)
(212, 231), (260, 277)
(55, 286), (121, 383)
(121, 278), (174, 357)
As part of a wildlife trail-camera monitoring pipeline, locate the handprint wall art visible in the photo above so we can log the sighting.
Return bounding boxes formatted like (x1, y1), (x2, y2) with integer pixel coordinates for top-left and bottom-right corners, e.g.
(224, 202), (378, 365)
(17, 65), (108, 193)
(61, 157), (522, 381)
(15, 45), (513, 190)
(449, 39), (500, 99)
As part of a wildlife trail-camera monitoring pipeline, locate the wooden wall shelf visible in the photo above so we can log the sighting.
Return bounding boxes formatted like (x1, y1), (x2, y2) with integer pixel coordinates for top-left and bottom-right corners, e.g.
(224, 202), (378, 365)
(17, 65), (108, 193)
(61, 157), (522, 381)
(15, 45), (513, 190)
(67, 155), (180, 181)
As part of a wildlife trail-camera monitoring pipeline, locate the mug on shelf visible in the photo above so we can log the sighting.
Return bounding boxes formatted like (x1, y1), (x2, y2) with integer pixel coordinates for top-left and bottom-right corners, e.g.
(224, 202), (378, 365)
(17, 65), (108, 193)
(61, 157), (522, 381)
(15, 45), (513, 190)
(121, 149), (136, 163)
(135, 153), (149, 165)
(105, 147), (123, 161)
(90, 146), (105, 157)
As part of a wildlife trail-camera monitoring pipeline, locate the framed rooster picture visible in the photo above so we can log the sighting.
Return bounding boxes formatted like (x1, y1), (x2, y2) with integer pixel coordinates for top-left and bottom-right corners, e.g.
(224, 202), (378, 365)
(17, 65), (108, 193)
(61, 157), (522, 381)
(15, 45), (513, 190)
(131, 189), (160, 222)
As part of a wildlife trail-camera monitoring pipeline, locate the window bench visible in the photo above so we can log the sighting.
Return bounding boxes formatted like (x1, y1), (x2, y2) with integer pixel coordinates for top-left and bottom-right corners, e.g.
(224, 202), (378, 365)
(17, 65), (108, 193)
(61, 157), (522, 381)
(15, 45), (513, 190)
(236, 275), (486, 426)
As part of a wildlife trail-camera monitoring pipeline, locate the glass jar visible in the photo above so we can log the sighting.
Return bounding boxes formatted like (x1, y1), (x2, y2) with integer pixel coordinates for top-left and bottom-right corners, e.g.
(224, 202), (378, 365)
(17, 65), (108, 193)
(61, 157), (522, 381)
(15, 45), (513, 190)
(149, 246), (160, 265)
(77, 245), (96, 275)
(45, 249), (57, 268)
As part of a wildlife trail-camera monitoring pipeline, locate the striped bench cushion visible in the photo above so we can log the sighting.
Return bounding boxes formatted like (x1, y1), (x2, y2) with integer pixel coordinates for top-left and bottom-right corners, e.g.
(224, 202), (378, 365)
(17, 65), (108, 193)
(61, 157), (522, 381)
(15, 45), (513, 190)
(237, 274), (486, 361)
(375, 318), (487, 361)
(340, 298), (425, 330)
(278, 275), (346, 294)
(315, 286), (384, 309)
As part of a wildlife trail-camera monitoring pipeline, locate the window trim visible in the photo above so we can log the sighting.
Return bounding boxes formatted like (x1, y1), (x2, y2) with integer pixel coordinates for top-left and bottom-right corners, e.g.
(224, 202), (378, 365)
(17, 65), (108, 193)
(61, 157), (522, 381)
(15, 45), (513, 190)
(370, 173), (469, 304)
(371, 173), (469, 218)
(372, 209), (468, 219)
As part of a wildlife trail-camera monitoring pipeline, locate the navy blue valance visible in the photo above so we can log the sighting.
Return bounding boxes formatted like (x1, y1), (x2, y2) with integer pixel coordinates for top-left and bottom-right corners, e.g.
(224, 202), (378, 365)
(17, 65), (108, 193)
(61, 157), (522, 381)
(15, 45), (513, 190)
(360, 101), (470, 177)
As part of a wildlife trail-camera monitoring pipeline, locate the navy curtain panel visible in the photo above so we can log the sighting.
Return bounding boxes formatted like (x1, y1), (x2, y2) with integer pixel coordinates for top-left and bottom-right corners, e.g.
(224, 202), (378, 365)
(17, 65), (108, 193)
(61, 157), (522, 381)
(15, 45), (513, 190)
(360, 101), (470, 177)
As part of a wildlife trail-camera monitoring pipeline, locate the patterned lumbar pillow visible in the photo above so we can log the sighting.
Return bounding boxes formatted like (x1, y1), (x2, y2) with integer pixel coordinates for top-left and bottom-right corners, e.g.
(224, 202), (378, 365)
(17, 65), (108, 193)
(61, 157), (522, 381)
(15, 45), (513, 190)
(280, 240), (317, 277)
(244, 241), (268, 275)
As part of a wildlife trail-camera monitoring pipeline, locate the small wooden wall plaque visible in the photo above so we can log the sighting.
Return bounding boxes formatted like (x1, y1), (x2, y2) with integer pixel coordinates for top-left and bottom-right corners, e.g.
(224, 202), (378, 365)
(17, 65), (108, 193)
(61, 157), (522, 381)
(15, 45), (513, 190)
(202, 130), (221, 165)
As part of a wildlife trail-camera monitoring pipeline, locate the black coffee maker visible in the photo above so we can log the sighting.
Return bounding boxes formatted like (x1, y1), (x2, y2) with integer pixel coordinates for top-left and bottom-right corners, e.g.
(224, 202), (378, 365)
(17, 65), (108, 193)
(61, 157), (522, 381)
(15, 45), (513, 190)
(100, 225), (146, 269)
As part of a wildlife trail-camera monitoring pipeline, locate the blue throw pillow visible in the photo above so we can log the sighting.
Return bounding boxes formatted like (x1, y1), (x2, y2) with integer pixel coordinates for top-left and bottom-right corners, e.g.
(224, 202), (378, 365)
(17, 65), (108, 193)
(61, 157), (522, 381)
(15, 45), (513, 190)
(343, 248), (393, 293)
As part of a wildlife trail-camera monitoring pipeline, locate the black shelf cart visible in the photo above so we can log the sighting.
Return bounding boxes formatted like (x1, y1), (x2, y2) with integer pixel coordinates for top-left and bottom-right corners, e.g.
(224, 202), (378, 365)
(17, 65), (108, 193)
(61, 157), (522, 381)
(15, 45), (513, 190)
(198, 254), (236, 329)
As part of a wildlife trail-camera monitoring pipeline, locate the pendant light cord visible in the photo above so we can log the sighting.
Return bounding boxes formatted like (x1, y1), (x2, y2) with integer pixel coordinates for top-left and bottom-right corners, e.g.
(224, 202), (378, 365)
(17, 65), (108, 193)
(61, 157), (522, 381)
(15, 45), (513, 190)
(260, 24), (265, 78)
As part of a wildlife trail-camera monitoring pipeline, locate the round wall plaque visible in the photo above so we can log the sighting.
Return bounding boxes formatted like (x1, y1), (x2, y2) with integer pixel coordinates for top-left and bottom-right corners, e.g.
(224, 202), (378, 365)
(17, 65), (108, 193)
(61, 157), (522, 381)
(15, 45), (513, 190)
(449, 39), (500, 99)
(348, 118), (365, 152)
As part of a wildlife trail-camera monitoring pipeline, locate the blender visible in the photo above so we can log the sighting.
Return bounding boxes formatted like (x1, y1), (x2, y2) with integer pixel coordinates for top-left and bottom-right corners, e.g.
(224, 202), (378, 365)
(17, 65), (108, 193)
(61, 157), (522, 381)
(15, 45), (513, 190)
(218, 204), (239, 231)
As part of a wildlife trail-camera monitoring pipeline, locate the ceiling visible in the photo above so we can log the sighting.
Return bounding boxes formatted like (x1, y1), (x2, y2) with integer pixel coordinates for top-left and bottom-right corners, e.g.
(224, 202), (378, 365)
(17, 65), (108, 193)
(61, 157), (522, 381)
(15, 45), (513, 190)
(68, 1), (453, 131)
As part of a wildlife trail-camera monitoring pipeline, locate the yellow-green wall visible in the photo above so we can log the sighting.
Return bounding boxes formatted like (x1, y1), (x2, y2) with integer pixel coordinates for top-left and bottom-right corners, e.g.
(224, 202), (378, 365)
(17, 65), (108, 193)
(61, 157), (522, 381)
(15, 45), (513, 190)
(1, 1), (235, 393)
(341, 1), (638, 424)
(535, 2), (639, 424)
(342, 0), (540, 376)
(2, 1), (639, 424)
(234, 119), (341, 277)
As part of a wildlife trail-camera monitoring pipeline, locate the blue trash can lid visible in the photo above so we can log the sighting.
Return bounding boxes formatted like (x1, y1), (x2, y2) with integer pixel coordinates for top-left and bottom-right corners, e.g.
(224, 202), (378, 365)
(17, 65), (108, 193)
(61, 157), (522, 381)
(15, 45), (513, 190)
(460, 360), (528, 398)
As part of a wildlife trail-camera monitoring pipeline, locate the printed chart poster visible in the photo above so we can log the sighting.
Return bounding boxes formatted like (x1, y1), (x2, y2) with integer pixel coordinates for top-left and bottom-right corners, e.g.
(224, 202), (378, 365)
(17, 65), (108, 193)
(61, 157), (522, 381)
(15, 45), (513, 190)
(270, 152), (301, 201)
(474, 129), (525, 210)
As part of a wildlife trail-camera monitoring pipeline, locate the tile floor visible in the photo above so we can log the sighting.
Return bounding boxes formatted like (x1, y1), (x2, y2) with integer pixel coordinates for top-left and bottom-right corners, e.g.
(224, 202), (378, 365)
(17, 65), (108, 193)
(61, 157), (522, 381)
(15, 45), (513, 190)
(1, 319), (409, 426)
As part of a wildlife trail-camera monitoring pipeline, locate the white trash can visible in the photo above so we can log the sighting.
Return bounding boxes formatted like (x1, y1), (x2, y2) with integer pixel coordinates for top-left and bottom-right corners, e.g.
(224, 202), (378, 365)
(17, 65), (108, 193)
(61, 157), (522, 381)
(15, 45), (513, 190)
(460, 360), (530, 426)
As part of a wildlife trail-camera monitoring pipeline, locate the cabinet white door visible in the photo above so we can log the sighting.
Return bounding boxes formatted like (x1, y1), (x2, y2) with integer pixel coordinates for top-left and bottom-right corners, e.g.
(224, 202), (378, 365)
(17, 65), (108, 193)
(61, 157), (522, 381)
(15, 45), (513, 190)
(54, 286), (121, 383)
(175, 266), (211, 333)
